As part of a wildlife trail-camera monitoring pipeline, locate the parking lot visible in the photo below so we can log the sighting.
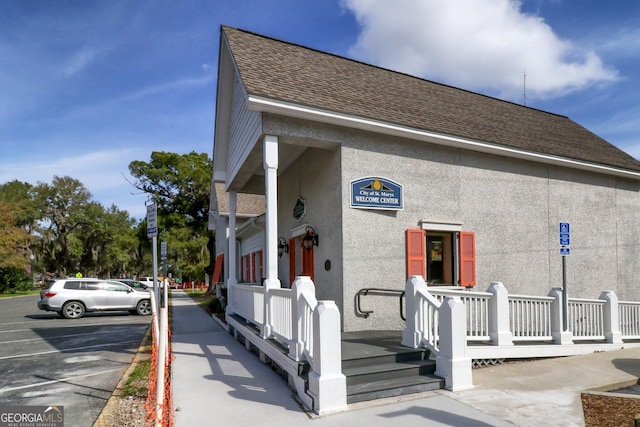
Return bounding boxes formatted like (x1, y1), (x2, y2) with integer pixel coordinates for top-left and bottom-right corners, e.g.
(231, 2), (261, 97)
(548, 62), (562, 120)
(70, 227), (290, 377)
(0, 294), (150, 427)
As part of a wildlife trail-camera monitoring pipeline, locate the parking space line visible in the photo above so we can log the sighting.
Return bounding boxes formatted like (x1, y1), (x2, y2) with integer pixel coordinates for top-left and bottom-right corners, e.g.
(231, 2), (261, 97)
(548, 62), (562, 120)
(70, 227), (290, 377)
(0, 340), (141, 360)
(0, 368), (123, 394)
(1, 326), (148, 345)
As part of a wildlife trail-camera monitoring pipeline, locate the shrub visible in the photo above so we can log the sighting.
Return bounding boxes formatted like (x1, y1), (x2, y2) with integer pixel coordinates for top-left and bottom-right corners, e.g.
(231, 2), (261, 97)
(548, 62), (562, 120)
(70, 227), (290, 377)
(208, 297), (224, 314)
(0, 267), (32, 293)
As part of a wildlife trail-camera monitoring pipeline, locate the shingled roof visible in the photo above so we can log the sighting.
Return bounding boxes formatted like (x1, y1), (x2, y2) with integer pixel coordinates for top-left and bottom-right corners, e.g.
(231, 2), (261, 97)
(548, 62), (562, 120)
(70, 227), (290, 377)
(222, 26), (640, 174)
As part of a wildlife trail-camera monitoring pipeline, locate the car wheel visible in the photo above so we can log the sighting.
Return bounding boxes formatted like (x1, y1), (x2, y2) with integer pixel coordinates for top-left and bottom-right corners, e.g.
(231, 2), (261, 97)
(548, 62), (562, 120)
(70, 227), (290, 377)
(136, 299), (152, 316)
(62, 301), (85, 319)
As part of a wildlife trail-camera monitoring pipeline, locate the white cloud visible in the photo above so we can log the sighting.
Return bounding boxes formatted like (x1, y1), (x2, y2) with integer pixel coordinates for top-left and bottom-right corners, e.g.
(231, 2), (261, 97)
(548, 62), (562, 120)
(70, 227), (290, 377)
(63, 47), (99, 77)
(344, 0), (618, 100)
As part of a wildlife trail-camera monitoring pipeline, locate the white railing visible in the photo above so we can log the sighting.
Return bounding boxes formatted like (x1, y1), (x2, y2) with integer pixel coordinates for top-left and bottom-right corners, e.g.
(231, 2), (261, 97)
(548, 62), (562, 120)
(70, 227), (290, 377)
(508, 294), (553, 341)
(415, 287), (441, 352)
(431, 289), (491, 341)
(230, 283), (264, 328)
(298, 288), (317, 360)
(403, 276), (473, 391)
(269, 287), (293, 344)
(227, 276), (345, 414)
(568, 298), (605, 340)
(619, 301), (640, 339)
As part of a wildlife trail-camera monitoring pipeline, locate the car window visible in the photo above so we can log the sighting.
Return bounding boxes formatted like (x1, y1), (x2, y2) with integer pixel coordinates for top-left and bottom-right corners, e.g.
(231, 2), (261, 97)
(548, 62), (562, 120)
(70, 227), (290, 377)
(105, 282), (130, 292)
(63, 281), (81, 290)
(85, 281), (103, 291)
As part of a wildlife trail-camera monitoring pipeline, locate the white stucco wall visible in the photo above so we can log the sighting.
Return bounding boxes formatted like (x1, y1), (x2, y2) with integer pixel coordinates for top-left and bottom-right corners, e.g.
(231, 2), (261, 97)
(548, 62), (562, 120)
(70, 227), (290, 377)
(258, 115), (640, 332)
(339, 129), (640, 331)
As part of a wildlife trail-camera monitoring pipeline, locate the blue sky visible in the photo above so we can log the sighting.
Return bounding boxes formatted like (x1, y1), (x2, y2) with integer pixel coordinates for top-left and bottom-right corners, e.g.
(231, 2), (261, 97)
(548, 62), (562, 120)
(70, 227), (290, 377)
(1, 0), (639, 219)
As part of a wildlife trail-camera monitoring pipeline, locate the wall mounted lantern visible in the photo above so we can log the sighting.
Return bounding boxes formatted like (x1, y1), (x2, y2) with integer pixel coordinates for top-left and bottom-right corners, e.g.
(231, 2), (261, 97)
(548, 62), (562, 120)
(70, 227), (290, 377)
(303, 226), (319, 251)
(278, 237), (289, 258)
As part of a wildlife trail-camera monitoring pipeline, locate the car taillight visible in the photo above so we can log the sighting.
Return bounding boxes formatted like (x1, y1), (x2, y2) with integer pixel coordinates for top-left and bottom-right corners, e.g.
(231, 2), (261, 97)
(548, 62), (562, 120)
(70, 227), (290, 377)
(44, 292), (57, 298)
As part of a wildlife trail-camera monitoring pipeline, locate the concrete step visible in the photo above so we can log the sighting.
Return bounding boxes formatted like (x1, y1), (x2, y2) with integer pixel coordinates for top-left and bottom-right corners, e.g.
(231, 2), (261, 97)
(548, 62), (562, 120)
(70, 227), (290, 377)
(344, 358), (437, 386)
(346, 374), (444, 404)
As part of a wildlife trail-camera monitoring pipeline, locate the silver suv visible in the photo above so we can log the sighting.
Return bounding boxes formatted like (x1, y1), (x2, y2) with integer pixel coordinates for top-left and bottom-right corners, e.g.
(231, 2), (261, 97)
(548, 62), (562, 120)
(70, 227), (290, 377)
(38, 278), (153, 319)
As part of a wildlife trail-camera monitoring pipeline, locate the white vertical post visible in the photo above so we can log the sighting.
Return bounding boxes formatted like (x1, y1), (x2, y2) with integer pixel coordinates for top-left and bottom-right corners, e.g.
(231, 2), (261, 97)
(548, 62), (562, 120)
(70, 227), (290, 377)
(152, 236), (160, 310)
(435, 297), (473, 391)
(402, 275), (428, 348)
(226, 191), (237, 316)
(549, 287), (572, 344)
(289, 276), (316, 361)
(487, 282), (513, 346)
(262, 135), (281, 339)
(308, 301), (347, 414)
(155, 306), (168, 426)
(600, 290), (623, 344)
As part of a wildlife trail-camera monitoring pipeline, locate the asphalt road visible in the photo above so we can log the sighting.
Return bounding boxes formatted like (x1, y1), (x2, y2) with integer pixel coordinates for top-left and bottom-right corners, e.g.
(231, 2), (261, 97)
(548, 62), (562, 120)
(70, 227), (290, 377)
(0, 294), (151, 427)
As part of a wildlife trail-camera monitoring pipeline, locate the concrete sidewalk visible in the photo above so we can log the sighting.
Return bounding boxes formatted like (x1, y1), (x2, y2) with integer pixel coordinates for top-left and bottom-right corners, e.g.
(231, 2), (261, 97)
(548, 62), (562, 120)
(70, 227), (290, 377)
(171, 289), (640, 426)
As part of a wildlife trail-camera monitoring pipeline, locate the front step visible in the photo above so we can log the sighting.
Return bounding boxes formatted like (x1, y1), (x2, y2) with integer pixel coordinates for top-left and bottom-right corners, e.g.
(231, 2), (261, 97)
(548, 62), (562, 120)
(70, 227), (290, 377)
(341, 331), (444, 403)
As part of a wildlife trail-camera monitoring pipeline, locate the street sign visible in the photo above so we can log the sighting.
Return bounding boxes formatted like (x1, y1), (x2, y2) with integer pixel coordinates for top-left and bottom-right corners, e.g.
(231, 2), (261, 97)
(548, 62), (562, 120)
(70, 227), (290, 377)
(160, 241), (167, 261)
(560, 247), (570, 256)
(146, 203), (158, 238)
(559, 222), (570, 246)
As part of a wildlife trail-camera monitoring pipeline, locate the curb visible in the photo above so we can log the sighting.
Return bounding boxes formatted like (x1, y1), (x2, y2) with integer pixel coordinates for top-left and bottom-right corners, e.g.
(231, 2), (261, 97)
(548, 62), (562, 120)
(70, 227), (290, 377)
(93, 326), (152, 427)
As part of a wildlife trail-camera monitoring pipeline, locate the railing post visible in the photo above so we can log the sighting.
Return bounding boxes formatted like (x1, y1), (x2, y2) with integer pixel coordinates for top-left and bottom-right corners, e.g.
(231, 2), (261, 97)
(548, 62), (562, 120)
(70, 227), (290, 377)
(549, 288), (572, 344)
(487, 282), (513, 346)
(402, 275), (428, 348)
(435, 297), (473, 391)
(308, 301), (347, 414)
(262, 278), (280, 339)
(600, 290), (623, 344)
(289, 276), (315, 361)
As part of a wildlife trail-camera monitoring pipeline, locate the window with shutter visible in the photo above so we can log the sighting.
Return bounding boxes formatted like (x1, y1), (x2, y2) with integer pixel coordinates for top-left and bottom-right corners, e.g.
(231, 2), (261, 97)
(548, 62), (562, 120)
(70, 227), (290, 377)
(406, 229), (426, 280)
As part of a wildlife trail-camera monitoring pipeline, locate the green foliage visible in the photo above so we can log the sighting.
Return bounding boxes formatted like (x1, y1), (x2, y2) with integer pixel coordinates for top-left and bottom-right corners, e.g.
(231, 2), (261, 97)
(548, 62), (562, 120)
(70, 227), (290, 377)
(129, 151), (214, 282)
(0, 266), (32, 293)
(0, 151), (214, 284)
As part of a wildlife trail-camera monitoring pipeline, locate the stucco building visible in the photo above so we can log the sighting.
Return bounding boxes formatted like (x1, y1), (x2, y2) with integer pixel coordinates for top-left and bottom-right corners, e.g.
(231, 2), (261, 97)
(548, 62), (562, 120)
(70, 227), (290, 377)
(210, 26), (640, 333)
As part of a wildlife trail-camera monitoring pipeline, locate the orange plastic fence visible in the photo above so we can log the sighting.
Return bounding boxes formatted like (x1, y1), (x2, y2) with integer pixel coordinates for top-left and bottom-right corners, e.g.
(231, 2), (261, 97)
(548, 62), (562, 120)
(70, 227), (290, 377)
(145, 316), (174, 427)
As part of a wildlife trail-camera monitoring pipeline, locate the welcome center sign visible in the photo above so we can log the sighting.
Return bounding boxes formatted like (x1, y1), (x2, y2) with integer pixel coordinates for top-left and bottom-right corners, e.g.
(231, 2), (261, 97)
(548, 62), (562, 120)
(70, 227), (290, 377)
(350, 177), (403, 211)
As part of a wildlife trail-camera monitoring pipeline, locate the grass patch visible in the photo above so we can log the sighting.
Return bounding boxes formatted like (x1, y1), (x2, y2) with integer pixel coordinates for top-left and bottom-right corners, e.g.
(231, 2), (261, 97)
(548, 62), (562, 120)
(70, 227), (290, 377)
(121, 359), (151, 398)
(185, 290), (218, 315)
(0, 290), (40, 298)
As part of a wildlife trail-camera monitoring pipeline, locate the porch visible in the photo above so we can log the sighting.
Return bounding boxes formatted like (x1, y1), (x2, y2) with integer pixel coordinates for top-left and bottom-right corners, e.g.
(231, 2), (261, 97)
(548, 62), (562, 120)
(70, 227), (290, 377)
(222, 276), (640, 415)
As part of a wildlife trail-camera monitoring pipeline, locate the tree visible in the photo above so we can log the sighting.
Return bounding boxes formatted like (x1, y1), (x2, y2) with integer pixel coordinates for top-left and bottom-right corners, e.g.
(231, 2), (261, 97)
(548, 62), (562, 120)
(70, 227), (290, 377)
(35, 176), (92, 277)
(129, 152), (214, 288)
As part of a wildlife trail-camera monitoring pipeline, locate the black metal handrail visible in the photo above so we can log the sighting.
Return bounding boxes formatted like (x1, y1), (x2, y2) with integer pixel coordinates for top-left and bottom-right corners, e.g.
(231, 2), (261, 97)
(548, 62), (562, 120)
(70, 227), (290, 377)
(355, 288), (406, 320)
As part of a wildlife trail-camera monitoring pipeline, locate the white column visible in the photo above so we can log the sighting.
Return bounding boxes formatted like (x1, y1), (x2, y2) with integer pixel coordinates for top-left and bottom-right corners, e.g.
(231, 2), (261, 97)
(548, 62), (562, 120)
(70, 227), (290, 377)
(549, 287), (572, 344)
(600, 290), (623, 344)
(435, 297), (473, 391)
(308, 300), (347, 414)
(487, 282), (513, 346)
(263, 135), (280, 287)
(262, 135), (281, 339)
(226, 191), (237, 316)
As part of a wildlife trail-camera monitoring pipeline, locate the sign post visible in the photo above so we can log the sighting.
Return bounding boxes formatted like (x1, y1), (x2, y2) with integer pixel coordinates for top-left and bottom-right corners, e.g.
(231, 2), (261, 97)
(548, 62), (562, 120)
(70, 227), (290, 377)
(146, 203), (159, 309)
(559, 222), (570, 332)
(160, 241), (168, 309)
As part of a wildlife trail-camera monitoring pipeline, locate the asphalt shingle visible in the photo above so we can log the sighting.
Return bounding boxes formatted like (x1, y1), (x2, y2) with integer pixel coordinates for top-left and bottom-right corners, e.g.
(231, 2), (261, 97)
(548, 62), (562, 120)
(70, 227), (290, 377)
(222, 26), (640, 173)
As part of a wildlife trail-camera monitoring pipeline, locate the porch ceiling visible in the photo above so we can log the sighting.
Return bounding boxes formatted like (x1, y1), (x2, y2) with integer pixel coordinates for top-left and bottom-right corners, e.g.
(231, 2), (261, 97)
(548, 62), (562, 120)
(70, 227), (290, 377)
(228, 137), (309, 195)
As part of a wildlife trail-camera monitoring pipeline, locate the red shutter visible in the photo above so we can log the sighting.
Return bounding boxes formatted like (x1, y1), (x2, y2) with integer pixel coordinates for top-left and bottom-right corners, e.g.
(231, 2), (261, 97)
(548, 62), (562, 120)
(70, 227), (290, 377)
(406, 229), (426, 280)
(257, 250), (263, 281)
(251, 252), (256, 282)
(460, 231), (476, 287)
(212, 254), (224, 284)
(288, 238), (295, 287)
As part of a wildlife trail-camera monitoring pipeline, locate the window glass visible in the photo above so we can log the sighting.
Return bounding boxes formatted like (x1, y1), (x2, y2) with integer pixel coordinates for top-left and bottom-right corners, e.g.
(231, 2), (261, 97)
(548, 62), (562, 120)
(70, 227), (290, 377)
(105, 282), (129, 292)
(85, 281), (103, 291)
(63, 281), (81, 290)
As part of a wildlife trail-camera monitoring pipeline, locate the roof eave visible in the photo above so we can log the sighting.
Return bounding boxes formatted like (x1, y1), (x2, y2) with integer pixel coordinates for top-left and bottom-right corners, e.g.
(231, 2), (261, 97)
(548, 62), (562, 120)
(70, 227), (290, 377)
(247, 95), (640, 181)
